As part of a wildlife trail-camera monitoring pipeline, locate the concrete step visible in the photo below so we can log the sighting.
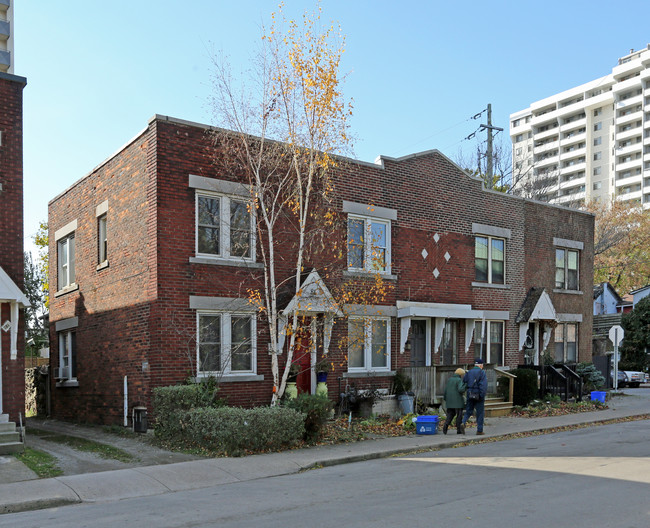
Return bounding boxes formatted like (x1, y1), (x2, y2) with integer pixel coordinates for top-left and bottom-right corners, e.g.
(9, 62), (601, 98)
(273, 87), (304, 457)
(0, 442), (24, 455)
(0, 431), (21, 443)
(0, 413), (8, 424)
(0, 422), (17, 433)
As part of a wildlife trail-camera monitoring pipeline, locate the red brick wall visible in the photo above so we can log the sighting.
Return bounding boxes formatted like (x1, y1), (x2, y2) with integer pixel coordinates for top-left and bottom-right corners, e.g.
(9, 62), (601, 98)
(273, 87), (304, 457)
(0, 74), (26, 422)
(48, 116), (595, 423)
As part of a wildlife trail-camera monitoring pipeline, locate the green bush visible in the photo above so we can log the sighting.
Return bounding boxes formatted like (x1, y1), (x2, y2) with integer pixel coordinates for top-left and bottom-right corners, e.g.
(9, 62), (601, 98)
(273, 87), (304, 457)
(182, 406), (305, 456)
(153, 380), (225, 442)
(510, 368), (538, 407)
(284, 394), (333, 441)
(575, 362), (606, 392)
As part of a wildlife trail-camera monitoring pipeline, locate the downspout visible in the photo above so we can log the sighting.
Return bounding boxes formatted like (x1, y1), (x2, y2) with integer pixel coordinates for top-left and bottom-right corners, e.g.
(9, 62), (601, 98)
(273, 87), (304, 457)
(123, 376), (128, 427)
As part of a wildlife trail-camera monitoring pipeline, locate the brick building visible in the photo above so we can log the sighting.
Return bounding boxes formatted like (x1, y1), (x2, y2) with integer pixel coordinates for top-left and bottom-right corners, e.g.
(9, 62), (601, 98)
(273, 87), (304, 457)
(48, 115), (594, 425)
(0, 71), (29, 423)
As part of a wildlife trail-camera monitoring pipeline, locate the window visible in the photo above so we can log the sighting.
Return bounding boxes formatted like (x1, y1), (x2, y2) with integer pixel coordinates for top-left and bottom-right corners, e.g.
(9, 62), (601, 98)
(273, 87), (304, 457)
(347, 216), (390, 273)
(593, 167), (601, 176)
(554, 323), (577, 363)
(474, 321), (504, 365)
(593, 152), (602, 161)
(594, 108), (602, 117)
(98, 214), (107, 265)
(594, 122), (602, 131)
(196, 193), (253, 259)
(475, 236), (505, 284)
(515, 134), (523, 143)
(197, 312), (256, 374)
(348, 317), (390, 371)
(58, 330), (77, 380)
(594, 137), (602, 146)
(440, 320), (458, 365)
(57, 235), (76, 290)
(593, 181), (602, 190)
(555, 248), (579, 290)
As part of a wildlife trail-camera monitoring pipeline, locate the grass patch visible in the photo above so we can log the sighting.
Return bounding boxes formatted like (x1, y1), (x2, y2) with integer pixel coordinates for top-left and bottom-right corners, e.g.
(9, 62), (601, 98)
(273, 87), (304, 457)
(16, 447), (63, 478)
(26, 428), (136, 463)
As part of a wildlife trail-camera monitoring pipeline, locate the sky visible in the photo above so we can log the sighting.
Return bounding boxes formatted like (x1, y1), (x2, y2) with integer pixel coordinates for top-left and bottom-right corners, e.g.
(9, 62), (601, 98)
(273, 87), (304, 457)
(13, 0), (650, 255)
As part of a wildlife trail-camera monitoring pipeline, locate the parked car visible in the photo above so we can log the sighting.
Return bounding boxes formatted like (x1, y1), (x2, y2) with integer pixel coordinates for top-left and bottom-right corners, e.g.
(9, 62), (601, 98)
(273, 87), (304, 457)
(612, 370), (628, 388)
(623, 371), (645, 388)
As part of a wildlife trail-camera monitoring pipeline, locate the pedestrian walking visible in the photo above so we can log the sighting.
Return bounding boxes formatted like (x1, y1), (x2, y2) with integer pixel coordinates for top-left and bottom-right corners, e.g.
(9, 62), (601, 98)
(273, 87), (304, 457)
(460, 358), (488, 435)
(442, 368), (466, 434)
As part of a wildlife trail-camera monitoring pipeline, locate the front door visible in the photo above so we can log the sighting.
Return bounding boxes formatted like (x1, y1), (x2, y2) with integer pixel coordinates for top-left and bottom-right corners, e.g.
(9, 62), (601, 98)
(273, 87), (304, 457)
(293, 318), (313, 394)
(441, 320), (457, 365)
(523, 323), (539, 365)
(410, 320), (427, 367)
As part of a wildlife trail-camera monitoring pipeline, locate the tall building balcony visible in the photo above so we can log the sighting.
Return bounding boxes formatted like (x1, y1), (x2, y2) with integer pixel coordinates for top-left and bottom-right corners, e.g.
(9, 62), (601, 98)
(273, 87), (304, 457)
(617, 126), (642, 142)
(617, 109), (644, 126)
(535, 127), (559, 141)
(616, 93), (643, 109)
(559, 117), (587, 134)
(533, 139), (559, 155)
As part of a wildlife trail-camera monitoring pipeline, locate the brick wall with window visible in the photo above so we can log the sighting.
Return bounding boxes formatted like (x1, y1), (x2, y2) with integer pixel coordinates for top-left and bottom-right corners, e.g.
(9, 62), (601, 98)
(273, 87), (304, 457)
(0, 73), (27, 422)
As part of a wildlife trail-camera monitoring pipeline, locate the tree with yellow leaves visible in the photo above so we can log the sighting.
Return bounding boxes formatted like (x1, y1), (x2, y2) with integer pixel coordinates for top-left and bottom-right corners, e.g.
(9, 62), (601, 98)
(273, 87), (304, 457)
(209, 4), (361, 404)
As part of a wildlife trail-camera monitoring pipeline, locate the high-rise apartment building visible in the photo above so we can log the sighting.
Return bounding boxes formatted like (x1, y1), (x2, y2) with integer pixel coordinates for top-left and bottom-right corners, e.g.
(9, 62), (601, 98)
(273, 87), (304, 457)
(510, 45), (650, 208)
(0, 0), (12, 74)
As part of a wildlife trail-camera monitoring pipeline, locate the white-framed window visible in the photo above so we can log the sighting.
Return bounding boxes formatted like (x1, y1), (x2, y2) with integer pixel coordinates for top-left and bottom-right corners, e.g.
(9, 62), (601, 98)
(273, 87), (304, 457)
(57, 234), (76, 290)
(594, 137), (602, 146)
(555, 248), (579, 290)
(593, 152), (602, 161)
(475, 236), (505, 284)
(594, 122), (602, 131)
(593, 167), (601, 176)
(197, 312), (256, 375)
(347, 215), (391, 273)
(348, 317), (390, 372)
(440, 320), (458, 365)
(196, 192), (254, 260)
(474, 321), (504, 365)
(554, 323), (577, 363)
(98, 214), (108, 265)
(58, 330), (77, 380)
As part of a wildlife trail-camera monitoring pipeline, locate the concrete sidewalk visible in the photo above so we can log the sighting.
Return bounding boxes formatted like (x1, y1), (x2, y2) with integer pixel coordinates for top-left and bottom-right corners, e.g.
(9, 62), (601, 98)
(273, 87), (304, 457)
(1, 391), (649, 514)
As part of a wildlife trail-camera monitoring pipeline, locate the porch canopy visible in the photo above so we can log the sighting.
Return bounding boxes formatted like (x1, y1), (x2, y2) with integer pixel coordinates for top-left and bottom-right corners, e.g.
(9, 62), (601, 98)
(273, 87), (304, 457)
(515, 287), (558, 351)
(0, 265), (30, 359)
(397, 300), (509, 355)
(277, 269), (343, 354)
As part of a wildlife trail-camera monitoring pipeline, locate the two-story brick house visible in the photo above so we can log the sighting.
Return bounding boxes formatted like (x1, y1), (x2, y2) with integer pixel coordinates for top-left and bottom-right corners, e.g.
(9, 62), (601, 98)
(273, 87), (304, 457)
(0, 71), (29, 423)
(48, 115), (594, 425)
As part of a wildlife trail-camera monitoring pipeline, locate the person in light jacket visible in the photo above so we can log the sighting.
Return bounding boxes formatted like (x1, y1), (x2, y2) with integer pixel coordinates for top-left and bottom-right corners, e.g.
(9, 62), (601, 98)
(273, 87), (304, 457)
(442, 368), (466, 434)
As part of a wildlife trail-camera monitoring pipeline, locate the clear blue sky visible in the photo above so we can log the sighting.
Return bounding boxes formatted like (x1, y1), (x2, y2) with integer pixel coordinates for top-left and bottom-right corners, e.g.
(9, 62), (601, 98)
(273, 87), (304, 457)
(14, 1), (650, 253)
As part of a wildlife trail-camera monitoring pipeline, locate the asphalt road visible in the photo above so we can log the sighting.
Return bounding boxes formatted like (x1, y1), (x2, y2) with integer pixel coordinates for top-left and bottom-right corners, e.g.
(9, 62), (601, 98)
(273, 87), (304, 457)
(2, 419), (649, 528)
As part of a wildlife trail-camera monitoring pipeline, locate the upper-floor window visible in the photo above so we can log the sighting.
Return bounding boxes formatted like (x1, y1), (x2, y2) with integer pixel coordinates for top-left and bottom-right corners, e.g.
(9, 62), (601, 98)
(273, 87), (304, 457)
(554, 323), (577, 363)
(197, 312), (256, 375)
(594, 122), (602, 131)
(555, 248), (579, 290)
(594, 137), (602, 146)
(196, 192), (253, 260)
(98, 214), (107, 265)
(57, 235), (76, 290)
(347, 216), (390, 273)
(475, 236), (505, 284)
(348, 317), (390, 372)
(474, 321), (504, 365)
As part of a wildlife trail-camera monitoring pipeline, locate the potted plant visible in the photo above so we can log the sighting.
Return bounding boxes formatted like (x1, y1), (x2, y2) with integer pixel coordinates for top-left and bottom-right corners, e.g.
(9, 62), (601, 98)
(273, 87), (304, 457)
(285, 363), (300, 399)
(315, 358), (331, 383)
(392, 370), (414, 415)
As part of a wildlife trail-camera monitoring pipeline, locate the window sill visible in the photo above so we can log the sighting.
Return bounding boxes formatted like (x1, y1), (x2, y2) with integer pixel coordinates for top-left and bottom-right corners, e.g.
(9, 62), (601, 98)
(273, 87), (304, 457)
(552, 289), (583, 295)
(471, 282), (510, 289)
(343, 270), (397, 281)
(56, 379), (79, 388)
(96, 260), (109, 271)
(343, 370), (395, 378)
(54, 284), (79, 298)
(194, 374), (264, 383)
(190, 257), (264, 269)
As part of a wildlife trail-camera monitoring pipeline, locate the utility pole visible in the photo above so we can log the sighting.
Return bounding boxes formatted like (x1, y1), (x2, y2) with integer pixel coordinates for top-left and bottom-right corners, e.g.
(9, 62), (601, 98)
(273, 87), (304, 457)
(479, 104), (503, 189)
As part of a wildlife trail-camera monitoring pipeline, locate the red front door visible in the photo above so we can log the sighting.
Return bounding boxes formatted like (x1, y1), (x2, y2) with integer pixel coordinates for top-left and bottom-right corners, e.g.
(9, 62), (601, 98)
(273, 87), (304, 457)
(293, 321), (312, 394)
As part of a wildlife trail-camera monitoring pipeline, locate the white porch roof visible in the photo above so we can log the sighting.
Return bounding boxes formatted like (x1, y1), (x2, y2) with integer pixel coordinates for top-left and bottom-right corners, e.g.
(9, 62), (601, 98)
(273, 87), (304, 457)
(0, 266), (30, 307)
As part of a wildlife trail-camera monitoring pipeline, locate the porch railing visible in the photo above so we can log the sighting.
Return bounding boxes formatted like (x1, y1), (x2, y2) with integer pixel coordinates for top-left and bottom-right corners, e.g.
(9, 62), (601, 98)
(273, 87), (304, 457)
(401, 364), (514, 405)
(518, 364), (583, 402)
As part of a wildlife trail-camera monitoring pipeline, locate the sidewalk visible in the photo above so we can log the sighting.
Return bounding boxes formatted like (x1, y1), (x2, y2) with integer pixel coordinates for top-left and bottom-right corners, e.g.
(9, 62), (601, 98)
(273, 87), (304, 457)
(1, 391), (649, 514)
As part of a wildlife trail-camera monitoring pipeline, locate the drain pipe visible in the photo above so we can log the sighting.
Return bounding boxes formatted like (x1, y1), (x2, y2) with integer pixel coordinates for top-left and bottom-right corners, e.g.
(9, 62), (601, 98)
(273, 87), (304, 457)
(123, 376), (128, 427)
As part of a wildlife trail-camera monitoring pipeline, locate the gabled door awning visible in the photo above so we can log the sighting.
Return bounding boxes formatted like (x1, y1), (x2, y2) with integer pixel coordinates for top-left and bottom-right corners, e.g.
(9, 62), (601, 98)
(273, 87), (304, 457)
(515, 287), (557, 350)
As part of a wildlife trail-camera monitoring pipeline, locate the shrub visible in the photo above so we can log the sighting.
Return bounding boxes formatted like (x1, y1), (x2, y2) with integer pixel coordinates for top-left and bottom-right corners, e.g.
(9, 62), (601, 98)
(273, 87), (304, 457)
(182, 406), (305, 456)
(575, 362), (606, 392)
(153, 380), (225, 442)
(510, 368), (538, 407)
(285, 394), (333, 441)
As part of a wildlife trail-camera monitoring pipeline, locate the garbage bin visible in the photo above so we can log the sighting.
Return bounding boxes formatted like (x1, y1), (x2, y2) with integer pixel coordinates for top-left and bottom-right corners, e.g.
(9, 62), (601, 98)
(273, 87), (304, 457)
(133, 406), (148, 433)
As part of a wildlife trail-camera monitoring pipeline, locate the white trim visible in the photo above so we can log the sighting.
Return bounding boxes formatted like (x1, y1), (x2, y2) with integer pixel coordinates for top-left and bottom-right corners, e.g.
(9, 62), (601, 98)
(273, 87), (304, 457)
(347, 316), (391, 373)
(54, 219), (77, 242)
(189, 174), (251, 197)
(553, 237), (584, 250)
(472, 223), (512, 239)
(282, 270), (343, 317)
(347, 214), (392, 275)
(342, 200), (397, 221)
(557, 313), (583, 323)
(55, 317), (79, 332)
(189, 296), (255, 312)
(344, 304), (397, 317)
(95, 200), (109, 217)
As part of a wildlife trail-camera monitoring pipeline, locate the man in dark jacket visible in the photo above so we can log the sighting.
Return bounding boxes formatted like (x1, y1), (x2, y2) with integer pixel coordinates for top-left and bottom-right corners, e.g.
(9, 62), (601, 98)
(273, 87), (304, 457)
(460, 358), (488, 435)
(442, 368), (466, 434)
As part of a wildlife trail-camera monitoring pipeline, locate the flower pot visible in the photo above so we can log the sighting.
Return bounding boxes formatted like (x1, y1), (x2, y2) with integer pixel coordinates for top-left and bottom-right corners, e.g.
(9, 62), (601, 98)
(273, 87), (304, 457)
(316, 371), (328, 383)
(285, 381), (298, 399)
(316, 381), (328, 397)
